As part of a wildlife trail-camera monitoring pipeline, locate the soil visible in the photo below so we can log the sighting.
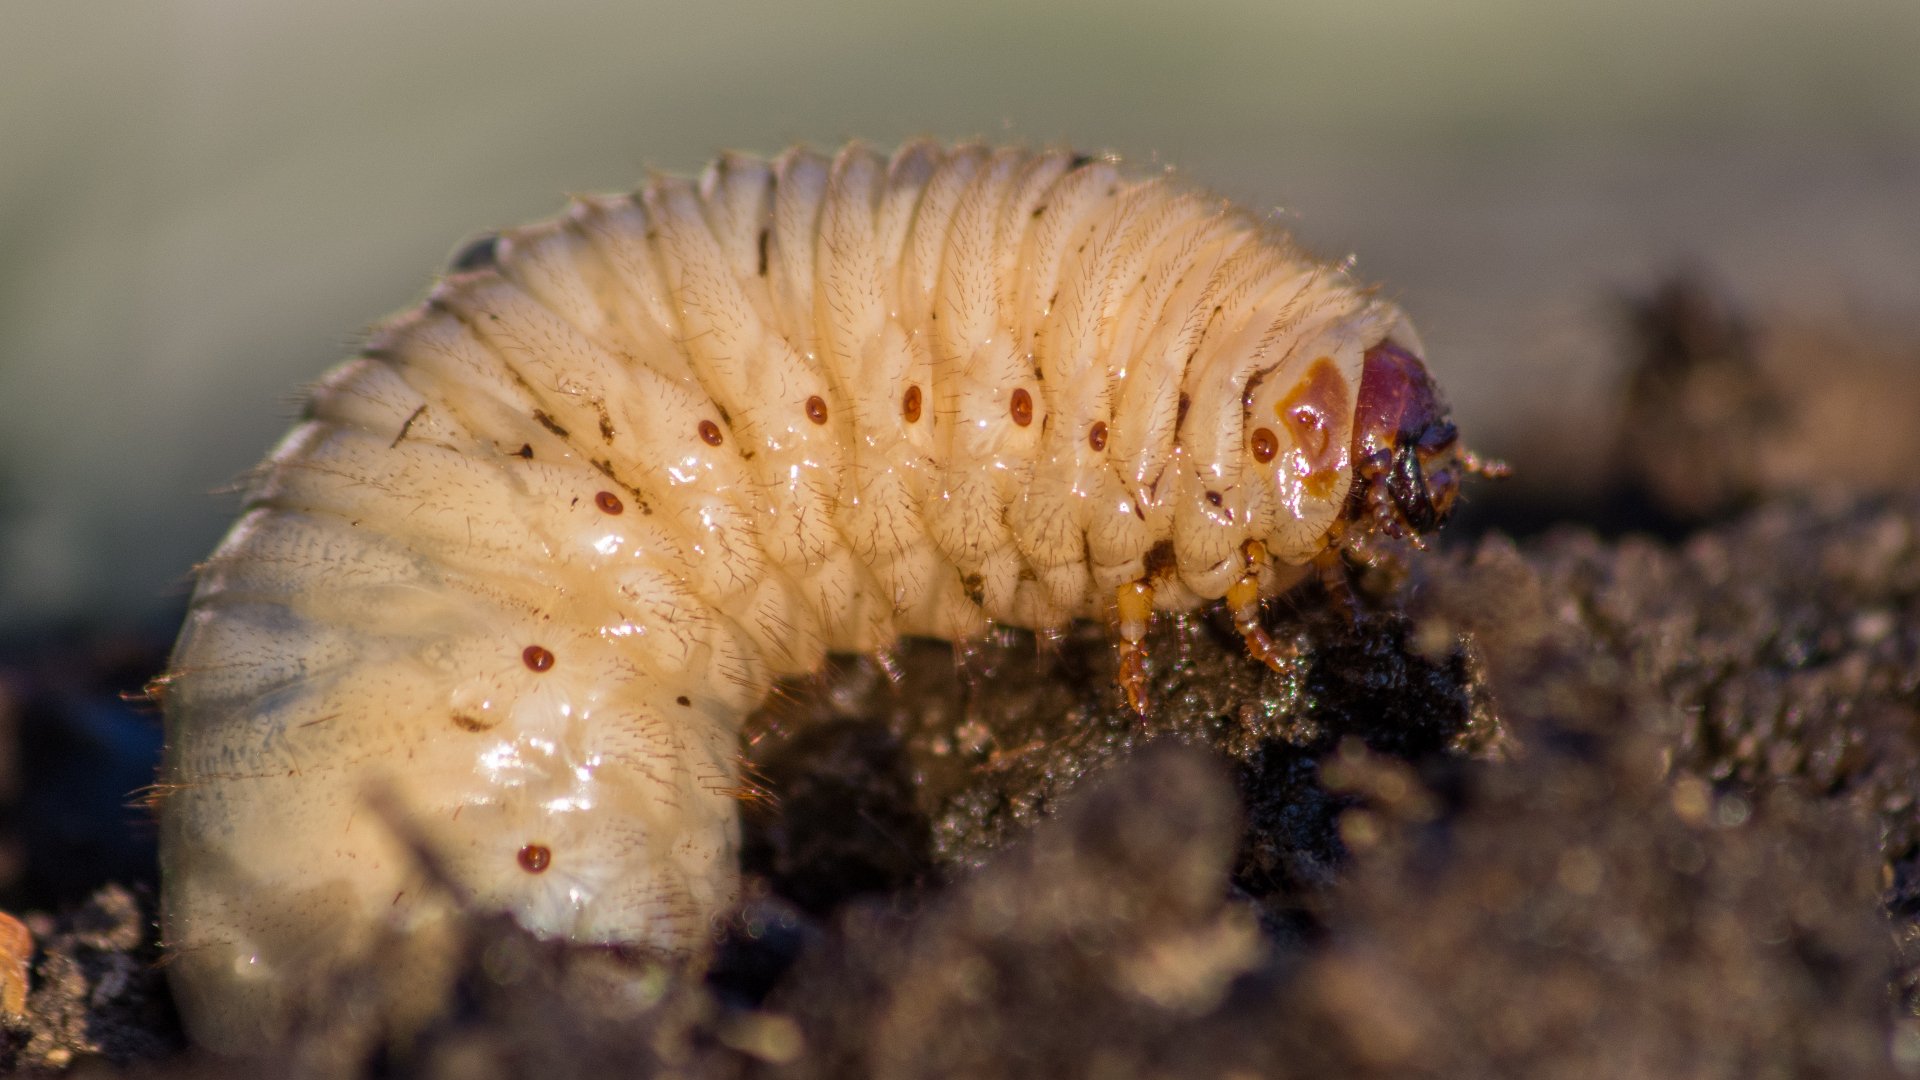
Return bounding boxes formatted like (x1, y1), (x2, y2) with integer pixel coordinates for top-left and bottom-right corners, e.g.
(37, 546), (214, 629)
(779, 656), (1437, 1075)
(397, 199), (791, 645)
(2, 275), (1918, 1078)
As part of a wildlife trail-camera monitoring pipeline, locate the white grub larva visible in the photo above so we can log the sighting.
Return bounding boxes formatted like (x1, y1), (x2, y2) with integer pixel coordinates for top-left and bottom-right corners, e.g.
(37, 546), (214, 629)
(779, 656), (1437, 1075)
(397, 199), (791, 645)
(156, 141), (1491, 1050)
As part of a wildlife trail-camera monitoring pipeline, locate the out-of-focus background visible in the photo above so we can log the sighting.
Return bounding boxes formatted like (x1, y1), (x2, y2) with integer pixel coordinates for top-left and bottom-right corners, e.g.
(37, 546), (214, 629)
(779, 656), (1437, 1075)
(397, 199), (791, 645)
(3, 0), (1918, 634)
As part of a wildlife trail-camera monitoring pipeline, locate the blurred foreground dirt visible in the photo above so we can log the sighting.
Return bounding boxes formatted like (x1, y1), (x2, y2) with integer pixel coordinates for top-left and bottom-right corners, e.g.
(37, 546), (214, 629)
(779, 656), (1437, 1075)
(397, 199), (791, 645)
(1, 278), (1918, 1077)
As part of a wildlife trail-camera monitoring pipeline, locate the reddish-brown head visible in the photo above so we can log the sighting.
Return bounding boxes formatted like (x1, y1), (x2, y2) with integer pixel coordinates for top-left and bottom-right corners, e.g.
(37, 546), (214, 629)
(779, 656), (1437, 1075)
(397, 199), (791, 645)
(1345, 339), (1468, 544)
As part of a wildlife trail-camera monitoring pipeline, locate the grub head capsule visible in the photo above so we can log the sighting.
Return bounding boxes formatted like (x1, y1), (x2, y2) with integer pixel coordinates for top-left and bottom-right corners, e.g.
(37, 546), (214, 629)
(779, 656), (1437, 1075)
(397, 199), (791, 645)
(1346, 339), (1467, 541)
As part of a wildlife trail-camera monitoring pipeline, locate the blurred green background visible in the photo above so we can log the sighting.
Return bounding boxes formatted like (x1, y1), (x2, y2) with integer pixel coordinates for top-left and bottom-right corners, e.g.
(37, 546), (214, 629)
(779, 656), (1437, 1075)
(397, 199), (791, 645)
(2, 0), (1917, 633)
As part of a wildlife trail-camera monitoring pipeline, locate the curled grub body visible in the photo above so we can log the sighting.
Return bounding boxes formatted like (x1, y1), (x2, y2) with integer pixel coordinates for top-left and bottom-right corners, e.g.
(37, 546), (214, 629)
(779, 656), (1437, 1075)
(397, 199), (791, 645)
(157, 140), (1473, 1049)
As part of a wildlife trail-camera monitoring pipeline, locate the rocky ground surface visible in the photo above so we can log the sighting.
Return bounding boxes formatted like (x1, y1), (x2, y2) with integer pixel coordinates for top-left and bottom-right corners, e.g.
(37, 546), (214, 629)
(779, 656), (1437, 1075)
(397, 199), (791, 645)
(1, 277), (1918, 1077)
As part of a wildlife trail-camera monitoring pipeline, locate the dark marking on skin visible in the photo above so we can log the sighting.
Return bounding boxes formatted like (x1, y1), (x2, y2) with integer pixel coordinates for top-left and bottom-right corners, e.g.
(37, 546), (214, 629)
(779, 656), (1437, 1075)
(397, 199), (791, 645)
(1205, 490), (1224, 507)
(451, 712), (489, 733)
(533, 410), (570, 438)
(1250, 427), (1278, 463)
(448, 233), (499, 272)
(1279, 357), (1352, 502)
(390, 405), (427, 448)
(1243, 363), (1277, 411)
(1010, 388), (1034, 427)
(1144, 539), (1177, 578)
(1068, 152), (1096, 170)
(1176, 393), (1191, 429)
(960, 572), (986, 607)
(598, 410), (616, 442)
(757, 228), (770, 277)
(517, 844), (552, 873)
(676, 696), (691, 707)
(515, 443), (535, 460)
(602, 474), (651, 515)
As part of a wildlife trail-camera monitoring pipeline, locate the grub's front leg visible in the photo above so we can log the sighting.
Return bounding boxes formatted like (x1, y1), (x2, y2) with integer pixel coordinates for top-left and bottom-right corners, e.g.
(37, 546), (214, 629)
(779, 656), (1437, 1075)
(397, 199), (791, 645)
(1228, 541), (1299, 673)
(1115, 580), (1154, 716)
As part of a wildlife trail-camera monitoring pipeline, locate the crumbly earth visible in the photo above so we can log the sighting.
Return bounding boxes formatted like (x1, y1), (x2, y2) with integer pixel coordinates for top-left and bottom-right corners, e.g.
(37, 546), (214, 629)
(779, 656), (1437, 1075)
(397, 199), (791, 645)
(2, 278), (1918, 1077)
